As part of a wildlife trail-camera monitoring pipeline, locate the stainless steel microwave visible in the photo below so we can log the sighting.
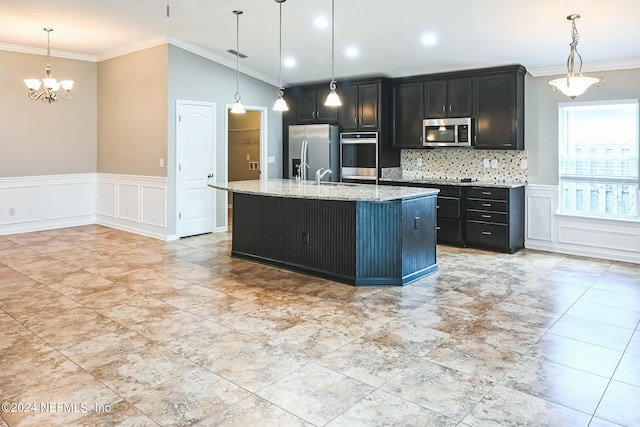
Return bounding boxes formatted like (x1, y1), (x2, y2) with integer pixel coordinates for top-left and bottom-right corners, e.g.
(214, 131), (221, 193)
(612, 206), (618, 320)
(423, 117), (472, 148)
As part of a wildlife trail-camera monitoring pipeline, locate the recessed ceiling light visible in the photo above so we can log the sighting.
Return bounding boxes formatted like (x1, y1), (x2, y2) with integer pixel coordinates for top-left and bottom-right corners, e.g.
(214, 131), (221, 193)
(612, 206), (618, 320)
(284, 57), (296, 67)
(345, 47), (358, 58)
(314, 17), (328, 29)
(421, 34), (437, 46)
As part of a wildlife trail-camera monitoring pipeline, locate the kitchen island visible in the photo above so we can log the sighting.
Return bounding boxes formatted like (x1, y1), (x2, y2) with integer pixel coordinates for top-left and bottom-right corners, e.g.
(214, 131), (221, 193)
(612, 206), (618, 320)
(209, 179), (439, 286)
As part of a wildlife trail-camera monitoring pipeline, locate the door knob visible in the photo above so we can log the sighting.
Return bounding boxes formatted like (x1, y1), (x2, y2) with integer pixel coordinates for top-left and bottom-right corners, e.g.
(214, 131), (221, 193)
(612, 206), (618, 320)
(207, 174), (213, 178)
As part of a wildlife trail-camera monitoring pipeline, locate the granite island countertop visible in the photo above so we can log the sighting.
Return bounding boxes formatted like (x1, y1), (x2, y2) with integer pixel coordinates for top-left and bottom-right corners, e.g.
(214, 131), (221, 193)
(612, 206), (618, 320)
(209, 179), (439, 202)
(380, 177), (526, 189)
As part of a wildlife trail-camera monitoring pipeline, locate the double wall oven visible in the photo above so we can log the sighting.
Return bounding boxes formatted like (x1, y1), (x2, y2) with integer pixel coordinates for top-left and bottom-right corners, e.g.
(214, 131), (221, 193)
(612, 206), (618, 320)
(340, 132), (378, 183)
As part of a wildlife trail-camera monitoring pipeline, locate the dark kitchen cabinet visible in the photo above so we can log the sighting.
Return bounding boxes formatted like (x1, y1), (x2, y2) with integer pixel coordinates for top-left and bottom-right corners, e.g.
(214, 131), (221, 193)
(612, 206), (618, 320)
(340, 82), (380, 130)
(473, 67), (525, 150)
(424, 77), (472, 118)
(433, 185), (464, 246)
(464, 186), (524, 253)
(392, 81), (424, 148)
(294, 86), (339, 124)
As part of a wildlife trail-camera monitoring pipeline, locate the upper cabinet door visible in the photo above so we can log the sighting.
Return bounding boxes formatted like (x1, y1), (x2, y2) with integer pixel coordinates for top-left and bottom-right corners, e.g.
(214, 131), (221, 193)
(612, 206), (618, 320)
(294, 87), (339, 124)
(392, 81), (424, 148)
(316, 87), (340, 123)
(424, 80), (447, 118)
(358, 83), (380, 129)
(447, 77), (472, 118)
(423, 77), (472, 118)
(473, 71), (524, 150)
(295, 88), (318, 124)
(340, 83), (380, 130)
(340, 85), (359, 131)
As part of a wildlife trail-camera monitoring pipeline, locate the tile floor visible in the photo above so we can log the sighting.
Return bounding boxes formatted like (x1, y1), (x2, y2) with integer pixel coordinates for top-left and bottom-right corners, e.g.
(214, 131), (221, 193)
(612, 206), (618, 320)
(1, 225), (639, 426)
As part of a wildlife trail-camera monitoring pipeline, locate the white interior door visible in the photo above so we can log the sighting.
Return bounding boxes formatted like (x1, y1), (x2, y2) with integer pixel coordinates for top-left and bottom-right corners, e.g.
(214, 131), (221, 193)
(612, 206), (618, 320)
(177, 101), (216, 237)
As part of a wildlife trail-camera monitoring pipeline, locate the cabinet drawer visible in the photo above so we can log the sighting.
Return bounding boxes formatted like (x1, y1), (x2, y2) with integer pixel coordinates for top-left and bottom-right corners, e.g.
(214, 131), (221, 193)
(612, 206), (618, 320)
(466, 198), (507, 212)
(466, 187), (508, 200)
(437, 219), (463, 244)
(434, 185), (462, 198)
(437, 197), (461, 219)
(465, 221), (508, 247)
(465, 210), (508, 224)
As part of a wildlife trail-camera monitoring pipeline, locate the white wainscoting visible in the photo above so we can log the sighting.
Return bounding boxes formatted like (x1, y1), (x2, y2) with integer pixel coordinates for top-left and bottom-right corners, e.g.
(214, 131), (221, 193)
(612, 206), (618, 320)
(0, 174), (96, 235)
(96, 173), (169, 240)
(525, 184), (640, 264)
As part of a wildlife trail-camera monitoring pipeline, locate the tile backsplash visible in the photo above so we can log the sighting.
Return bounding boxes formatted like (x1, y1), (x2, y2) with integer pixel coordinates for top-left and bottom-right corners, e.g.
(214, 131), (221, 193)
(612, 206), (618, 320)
(392, 149), (528, 183)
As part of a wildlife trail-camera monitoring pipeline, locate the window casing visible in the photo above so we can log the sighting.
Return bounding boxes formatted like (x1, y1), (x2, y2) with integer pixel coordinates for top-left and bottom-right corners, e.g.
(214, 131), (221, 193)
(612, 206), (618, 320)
(558, 100), (639, 219)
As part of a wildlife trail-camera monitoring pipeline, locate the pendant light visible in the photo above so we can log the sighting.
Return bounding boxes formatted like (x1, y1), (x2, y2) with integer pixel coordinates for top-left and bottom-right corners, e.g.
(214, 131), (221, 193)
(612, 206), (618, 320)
(324, 0), (341, 107)
(273, 0), (289, 111)
(231, 10), (246, 114)
(548, 14), (604, 99)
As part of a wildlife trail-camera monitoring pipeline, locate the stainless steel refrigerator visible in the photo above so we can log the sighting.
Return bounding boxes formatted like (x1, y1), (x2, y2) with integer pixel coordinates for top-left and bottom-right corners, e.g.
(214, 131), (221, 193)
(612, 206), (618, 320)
(288, 124), (340, 182)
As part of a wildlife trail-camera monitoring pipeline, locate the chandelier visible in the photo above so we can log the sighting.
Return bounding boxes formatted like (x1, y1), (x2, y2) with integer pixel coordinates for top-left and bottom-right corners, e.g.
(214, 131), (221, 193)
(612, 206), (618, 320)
(548, 14), (604, 99)
(24, 28), (74, 103)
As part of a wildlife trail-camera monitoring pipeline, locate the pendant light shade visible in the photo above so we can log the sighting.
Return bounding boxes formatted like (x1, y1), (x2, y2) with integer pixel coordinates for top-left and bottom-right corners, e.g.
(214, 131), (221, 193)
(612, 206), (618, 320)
(548, 14), (604, 99)
(231, 10), (245, 114)
(273, 0), (289, 111)
(324, 0), (341, 107)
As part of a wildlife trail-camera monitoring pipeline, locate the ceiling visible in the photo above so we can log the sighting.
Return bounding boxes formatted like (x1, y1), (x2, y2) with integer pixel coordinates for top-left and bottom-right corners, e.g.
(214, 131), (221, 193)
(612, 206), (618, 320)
(2, 0), (640, 86)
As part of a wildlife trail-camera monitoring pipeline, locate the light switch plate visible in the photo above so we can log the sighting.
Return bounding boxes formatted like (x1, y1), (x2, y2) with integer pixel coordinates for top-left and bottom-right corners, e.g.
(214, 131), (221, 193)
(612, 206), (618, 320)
(483, 159), (490, 168)
(491, 159), (498, 169)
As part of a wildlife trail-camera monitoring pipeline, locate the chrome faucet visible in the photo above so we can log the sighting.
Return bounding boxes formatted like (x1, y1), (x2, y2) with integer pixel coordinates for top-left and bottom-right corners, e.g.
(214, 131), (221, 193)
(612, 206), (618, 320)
(315, 168), (332, 185)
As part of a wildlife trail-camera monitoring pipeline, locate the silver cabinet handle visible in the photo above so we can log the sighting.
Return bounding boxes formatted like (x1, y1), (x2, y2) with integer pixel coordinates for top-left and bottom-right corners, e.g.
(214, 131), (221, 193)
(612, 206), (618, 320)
(449, 105), (452, 112)
(442, 105), (446, 113)
(354, 117), (358, 127)
(482, 203), (492, 207)
(482, 231), (492, 235)
(482, 192), (492, 195)
(482, 214), (492, 218)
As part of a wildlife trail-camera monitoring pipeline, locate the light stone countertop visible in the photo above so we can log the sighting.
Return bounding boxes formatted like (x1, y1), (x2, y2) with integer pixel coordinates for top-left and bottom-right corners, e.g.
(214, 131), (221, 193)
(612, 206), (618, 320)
(380, 177), (526, 188)
(209, 179), (439, 202)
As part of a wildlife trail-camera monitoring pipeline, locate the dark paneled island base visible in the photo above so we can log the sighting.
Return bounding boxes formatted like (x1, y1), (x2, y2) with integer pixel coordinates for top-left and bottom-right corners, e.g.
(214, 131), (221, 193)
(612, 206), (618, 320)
(231, 192), (438, 286)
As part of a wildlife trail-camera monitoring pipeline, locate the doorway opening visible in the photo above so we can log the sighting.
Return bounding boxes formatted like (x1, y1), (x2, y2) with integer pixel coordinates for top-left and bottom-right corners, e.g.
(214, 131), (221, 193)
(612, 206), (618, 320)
(226, 107), (267, 229)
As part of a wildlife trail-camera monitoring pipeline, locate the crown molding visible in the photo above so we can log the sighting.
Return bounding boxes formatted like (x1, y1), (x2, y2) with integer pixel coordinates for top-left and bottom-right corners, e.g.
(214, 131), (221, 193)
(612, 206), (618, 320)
(166, 37), (279, 87)
(0, 43), (97, 62)
(528, 58), (640, 77)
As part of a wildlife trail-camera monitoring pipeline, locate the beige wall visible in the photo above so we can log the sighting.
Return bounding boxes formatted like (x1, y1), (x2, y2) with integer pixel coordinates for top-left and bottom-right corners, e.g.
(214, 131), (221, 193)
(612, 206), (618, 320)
(0, 50), (97, 178)
(97, 45), (168, 177)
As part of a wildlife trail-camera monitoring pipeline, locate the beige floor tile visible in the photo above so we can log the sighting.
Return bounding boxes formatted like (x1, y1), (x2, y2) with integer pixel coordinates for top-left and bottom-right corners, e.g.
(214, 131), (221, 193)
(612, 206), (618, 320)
(381, 359), (494, 421)
(127, 367), (250, 426)
(463, 384), (592, 426)
(2, 225), (639, 426)
(326, 389), (458, 427)
(256, 363), (374, 426)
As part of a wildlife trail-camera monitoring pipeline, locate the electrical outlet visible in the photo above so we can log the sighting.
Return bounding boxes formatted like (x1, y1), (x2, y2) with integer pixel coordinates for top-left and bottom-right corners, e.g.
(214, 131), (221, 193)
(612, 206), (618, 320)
(491, 159), (498, 169)
(483, 159), (491, 168)
(159, 158), (164, 168)
(417, 158), (423, 166)
(520, 159), (528, 170)
(9, 208), (15, 217)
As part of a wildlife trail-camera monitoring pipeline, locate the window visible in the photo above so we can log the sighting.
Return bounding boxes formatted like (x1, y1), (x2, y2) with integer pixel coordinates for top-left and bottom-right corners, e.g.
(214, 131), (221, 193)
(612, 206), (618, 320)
(559, 100), (639, 219)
